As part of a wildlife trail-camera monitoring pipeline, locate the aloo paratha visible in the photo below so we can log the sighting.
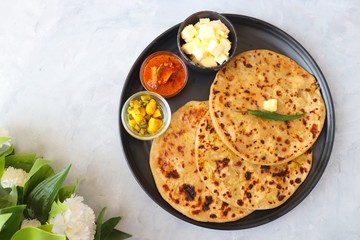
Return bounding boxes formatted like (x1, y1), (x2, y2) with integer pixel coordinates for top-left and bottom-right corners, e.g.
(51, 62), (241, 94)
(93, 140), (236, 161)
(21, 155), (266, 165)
(149, 101), (252, 222)
(195, 111), (313, 209)
(209, 49), (325, 165)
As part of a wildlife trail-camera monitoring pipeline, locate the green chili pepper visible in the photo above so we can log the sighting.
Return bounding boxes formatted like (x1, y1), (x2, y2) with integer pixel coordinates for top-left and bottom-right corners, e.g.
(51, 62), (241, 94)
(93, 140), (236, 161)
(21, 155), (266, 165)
(247, 110), (305, 121)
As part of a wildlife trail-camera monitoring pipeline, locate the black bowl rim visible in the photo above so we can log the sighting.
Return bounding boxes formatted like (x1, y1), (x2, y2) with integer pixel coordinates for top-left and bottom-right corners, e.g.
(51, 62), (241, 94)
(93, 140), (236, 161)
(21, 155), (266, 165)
(176, 10), (238, 72)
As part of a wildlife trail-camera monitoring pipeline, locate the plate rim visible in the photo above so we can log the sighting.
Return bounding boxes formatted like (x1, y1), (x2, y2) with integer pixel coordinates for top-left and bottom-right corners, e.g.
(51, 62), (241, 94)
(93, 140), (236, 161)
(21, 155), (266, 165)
(119, 13), (335, 230)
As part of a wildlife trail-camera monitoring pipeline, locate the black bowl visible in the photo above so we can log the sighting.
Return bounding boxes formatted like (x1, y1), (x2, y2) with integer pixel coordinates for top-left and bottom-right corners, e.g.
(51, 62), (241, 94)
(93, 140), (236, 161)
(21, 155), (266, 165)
(177, 11), (238, 72)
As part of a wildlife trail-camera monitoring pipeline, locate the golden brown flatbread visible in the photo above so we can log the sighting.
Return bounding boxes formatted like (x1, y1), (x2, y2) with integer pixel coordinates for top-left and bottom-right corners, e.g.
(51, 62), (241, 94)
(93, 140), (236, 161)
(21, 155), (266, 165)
(149, 101), (252, 222)
(209, 49), (326, 165)
(195, 111), (313, 209)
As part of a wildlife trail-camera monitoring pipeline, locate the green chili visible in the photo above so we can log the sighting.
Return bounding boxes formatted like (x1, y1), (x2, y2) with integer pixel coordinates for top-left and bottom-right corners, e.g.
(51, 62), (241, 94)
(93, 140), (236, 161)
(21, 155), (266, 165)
(247, 110), (305, 121)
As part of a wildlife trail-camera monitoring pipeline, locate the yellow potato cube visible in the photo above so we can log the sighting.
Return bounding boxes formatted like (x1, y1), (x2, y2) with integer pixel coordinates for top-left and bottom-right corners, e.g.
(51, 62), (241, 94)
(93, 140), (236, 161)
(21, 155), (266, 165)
(132, 108), (146, 124)
(146, 99), (157, 115)
(140, 94), (151, 102)
(152, 108), (162, 118)
(147, 118), (163, 134)
(133, 124), (140, 132)
(128, 119), (137, 127)
(139, 128), (146, 136)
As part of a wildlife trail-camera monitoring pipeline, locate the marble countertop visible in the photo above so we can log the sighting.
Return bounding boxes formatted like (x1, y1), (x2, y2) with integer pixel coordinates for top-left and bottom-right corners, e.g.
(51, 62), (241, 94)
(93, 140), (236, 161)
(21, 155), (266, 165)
(1, 0), (359, 239)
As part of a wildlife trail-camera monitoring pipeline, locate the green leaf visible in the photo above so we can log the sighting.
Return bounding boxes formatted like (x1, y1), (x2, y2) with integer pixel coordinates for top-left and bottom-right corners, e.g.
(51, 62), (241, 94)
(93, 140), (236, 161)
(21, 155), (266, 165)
(37, 224), (54, 232)
(0, 136), (11, 146)
(95, 207), (107, 240)
(95, 208), (131, 240)
(0, 145), (14, 179)
(26, 159), (52, 178)
(100, 216), (122, 240)
(0, 186), (18, 209)
(0, 144), (14, 158)
(25, 164), (71, 224)
(8, 186), (18, 207)
(0, 213), (12, 230)
(58, 180), (78, 202)
(15, 187), (23, 206)
(0, 205), (26, 240)
(0, 155), (4, 179)
(5, 154), (37, 172)
(106, 229), (132, 240)
(10, 227), (66, 240)
(48, 200), (68, 221)
(23, 158), (54, 200)
(0, 186), (11, 208)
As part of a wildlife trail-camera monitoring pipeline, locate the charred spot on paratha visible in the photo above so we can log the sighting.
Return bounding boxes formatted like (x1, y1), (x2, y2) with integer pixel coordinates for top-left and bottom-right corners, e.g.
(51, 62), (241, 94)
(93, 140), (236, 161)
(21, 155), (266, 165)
(202, 196), (213, 211)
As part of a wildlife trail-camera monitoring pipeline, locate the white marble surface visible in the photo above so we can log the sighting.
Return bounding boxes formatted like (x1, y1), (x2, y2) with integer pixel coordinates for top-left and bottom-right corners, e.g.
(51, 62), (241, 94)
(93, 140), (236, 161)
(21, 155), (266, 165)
(0, 0), (359, 239)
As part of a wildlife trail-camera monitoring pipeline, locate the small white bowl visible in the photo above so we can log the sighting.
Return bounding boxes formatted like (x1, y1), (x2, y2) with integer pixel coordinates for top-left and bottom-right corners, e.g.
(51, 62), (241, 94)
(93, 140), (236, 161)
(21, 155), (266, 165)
(121, 91), (171, 141)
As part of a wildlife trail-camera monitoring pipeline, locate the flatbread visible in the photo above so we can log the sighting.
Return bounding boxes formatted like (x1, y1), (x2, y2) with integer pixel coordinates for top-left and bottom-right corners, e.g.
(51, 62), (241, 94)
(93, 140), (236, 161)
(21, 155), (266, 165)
(209, 49), (326, 165)
(195, 111), (313, 209)
(149, 101), (252, 222)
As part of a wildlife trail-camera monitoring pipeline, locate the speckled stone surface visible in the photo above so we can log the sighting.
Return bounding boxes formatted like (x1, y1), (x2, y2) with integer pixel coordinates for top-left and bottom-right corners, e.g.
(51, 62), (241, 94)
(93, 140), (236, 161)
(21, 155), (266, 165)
(1, 1), (359, 239)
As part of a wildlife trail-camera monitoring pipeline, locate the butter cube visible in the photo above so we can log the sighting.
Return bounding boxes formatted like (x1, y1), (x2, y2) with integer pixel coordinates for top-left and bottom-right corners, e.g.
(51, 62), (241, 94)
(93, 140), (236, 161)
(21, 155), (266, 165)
(181, 24), (197, 42)
(210, 20), (229, 34)
(181, 42), (194, 55)
(216, 29), (226, 38)
(192, 49), (203, 61)
(207, 39), (223, 57)
(192, 42), (207, 61)
(198, 24), (215, 41)
(199, 18), (210, 24)
(263, 99), (278, 112)
(190, 55), (200, 65)
(220, 38), (231, 53)
(214, 54), (228, 65)
(200, 54), (217, 67)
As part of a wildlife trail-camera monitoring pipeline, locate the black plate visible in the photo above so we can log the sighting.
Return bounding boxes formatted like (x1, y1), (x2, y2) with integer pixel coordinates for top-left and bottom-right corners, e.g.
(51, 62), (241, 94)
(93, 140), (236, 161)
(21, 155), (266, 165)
(119, 14), (335, 230)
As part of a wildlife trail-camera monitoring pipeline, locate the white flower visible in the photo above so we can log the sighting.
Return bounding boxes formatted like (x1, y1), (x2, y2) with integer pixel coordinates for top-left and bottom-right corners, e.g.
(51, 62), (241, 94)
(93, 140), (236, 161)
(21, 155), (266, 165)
(21, 219), (42, 228)
(1, 166), (28, 188)
(49, 195), (96, 240)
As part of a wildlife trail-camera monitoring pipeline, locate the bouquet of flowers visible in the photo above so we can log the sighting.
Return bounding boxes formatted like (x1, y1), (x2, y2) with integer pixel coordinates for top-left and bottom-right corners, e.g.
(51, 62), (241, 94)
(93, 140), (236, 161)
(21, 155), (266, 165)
(0, 129), (131, 240)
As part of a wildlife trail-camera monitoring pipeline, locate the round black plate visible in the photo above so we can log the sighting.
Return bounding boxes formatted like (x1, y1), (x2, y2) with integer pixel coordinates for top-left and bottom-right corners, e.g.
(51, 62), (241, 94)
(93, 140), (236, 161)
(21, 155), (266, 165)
(119, 14), (335, 230)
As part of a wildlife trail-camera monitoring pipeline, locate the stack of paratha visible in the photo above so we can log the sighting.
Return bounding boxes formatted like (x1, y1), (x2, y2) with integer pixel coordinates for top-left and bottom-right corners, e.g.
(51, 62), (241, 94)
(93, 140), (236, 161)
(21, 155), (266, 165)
(150, 101), (253, 222)
(149, 49), (326, 222)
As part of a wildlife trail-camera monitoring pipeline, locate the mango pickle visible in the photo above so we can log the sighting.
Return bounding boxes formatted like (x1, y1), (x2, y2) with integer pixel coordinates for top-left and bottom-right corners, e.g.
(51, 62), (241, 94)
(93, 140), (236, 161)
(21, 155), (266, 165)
(127, 94), (163, 136)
